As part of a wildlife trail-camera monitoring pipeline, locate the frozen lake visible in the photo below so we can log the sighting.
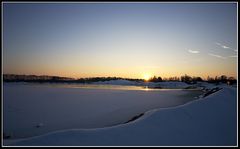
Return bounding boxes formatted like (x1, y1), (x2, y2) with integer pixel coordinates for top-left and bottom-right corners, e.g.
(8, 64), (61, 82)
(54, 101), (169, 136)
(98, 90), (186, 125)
(3, 83), (203, 139)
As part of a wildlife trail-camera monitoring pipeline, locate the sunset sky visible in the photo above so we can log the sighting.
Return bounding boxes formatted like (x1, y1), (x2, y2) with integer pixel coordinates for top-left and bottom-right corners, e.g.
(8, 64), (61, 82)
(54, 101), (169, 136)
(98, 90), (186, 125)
(3, 3), (237, 79)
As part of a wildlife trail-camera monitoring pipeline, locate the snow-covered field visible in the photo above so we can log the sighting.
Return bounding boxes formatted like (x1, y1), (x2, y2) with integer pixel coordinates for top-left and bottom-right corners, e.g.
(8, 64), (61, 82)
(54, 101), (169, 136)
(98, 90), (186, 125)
(3, 82), (237, 146)
(93, 79), (191, 89)
(3, 83), (201, 141)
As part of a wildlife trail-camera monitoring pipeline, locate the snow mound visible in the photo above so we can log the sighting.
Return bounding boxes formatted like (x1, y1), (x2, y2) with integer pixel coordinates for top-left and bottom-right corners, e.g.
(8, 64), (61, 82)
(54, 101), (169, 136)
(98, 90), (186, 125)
(93, 79), (138, 85)
(93, 80), (190, 89)
(148, 81), (190, 89)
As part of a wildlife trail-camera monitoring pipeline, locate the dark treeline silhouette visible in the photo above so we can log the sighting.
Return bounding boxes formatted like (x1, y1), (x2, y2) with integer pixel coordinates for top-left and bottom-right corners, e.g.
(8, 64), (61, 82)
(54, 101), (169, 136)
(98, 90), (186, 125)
(3, 74), (75, 83)
(148, 76), (163, 82)
(76, 77), (143, 83)
(147, 74), (236, 85)
(206, 75), (237, 85)
(148, 74), (202, 83)
(3, 74), (144, 83)
(180, 74), (203, 84)
(3, 74), (237, 85)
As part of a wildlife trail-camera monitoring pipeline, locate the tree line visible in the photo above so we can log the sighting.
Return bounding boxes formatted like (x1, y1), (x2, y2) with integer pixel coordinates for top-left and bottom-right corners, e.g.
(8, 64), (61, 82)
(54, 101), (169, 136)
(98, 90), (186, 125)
(3, 74), (143, 83)
(3, 74), (237, 85)
(148, 74), (236, 85)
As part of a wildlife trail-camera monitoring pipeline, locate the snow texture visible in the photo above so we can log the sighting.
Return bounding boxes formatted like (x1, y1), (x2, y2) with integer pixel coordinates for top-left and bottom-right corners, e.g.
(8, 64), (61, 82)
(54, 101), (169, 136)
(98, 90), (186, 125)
(4, 84), (237, 146)
(93, 80), (190, 89)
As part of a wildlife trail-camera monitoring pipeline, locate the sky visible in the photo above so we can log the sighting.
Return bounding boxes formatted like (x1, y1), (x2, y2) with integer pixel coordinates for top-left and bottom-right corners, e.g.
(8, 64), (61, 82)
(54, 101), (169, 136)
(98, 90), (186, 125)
(3, 3), (238, 79)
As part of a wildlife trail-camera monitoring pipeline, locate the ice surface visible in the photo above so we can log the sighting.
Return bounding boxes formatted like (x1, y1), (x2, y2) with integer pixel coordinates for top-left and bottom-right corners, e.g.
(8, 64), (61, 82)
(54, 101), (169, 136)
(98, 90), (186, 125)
(3, 83), (201, 140)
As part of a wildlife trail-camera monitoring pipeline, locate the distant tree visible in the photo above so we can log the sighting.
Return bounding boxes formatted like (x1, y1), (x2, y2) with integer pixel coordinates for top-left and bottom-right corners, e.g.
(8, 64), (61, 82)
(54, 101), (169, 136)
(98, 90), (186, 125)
(192, 76), (203, 82)
(206, 75), (232, 84)
(181, 74), (192, 83)
(215, 76), (218, 81)
(228, 77), (235, 81)
(207, 76), (214, 83)
(174, 76), (180, 81)
(168, 77), (174, 81)
(149, 76), (157, 82)
(220, 75), (227, 83)
(227, 77), (236, 85)
(168, 76), (180, 82)
(148, 76), (163, 82)
(163, 77), (168, 81)
(157, 77), (163, 82)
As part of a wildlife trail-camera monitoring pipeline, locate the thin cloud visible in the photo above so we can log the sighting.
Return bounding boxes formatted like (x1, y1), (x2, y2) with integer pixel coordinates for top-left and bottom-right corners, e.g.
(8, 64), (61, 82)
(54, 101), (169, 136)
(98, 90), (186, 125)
(229, 55), (237, 58)
(208, 53), (226, 59)
(215, 42), (236, 51)
(188, 50), (199, 54)
(222, 45), (230, 49)
(215, 42), (222, 46)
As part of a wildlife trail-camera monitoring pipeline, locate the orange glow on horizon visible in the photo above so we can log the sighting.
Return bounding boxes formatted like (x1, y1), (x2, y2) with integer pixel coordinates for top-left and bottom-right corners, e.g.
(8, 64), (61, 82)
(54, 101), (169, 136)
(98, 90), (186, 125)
(143, 73), (152, 81)
(3, 70), (237, 81)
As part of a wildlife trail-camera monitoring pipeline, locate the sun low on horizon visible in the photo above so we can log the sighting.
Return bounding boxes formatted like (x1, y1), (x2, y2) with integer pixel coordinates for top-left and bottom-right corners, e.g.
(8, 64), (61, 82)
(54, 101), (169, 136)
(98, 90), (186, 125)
(3, 3), (237, 79)
(143, 73), (152, 81)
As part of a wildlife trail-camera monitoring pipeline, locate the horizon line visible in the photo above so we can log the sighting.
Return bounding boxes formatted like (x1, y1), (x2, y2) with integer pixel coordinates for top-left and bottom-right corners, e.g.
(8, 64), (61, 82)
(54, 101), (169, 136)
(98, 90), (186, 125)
(3, 73), (237, 80)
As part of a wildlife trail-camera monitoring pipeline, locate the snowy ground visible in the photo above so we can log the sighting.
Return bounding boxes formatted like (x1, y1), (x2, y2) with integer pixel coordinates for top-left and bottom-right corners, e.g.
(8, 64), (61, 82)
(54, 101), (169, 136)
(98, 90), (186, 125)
(3, 83), (237, 146)
(3, 83), (201, 140)
(93, 79), (191, 89)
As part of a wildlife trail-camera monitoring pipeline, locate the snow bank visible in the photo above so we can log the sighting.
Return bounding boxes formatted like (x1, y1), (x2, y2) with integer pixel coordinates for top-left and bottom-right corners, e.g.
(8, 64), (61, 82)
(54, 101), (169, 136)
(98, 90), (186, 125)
(147, 81), (190, 89)
(92, 79), (138, 85)
(93, 80), (190, 89)
(6, 86), (237, 146)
